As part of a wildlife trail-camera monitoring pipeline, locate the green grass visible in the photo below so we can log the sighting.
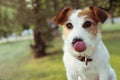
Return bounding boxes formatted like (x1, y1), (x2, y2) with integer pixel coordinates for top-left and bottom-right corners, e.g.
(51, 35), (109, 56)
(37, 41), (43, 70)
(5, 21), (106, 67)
(0, 23), (120, 80)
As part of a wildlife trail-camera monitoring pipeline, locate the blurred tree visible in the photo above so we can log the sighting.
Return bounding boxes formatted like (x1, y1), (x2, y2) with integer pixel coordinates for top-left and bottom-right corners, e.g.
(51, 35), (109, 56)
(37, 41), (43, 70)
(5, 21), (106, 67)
(72, 0), (80, 9)
(15, 0), (55, 58)
(108, 0), (120, 23)
(0, 0), (23, 38)
(31, 0), (46, 57)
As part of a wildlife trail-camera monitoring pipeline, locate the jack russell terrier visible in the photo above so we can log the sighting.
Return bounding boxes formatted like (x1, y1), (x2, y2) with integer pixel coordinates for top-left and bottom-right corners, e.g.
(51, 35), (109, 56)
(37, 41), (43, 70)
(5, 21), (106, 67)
(53, 6), (117, 80)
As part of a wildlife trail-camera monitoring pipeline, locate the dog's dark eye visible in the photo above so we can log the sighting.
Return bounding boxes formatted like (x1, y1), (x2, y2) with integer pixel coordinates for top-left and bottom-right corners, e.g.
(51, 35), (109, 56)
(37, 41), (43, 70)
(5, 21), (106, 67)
(83, 21), (91, 28)
(66, 23), (73, 29)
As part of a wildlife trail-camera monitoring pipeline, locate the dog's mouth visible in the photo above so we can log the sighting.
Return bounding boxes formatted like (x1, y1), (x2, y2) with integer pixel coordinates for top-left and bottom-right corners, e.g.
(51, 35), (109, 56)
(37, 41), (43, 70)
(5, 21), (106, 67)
(72, 38), (86, 52)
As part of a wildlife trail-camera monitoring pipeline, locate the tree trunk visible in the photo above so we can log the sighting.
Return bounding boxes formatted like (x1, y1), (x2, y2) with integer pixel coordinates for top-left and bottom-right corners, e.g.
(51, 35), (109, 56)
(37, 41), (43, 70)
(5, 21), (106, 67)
(92, 0), (98, 6)
(108, 0), (115, 24)
(31, 0), (46, 58)
(71, 0), (79, 9)
(52, 0), (58, 10)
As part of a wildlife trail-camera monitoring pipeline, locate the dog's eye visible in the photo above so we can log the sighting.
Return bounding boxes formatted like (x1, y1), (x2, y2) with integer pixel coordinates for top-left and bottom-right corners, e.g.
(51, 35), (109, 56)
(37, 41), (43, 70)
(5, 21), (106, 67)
(83, 21), (91, 28)
(66, 23), (73, 29)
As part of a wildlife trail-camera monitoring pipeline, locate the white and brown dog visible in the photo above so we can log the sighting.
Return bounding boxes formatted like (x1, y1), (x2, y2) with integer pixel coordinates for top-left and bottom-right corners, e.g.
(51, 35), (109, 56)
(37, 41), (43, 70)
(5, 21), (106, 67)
(53, 6), (117, 80)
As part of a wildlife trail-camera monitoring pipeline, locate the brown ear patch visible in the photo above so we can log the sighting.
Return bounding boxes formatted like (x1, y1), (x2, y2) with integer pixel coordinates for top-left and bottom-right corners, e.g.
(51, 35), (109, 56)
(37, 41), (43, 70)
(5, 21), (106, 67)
(89, 6), (108, 23)
(53, 7), (73, 25)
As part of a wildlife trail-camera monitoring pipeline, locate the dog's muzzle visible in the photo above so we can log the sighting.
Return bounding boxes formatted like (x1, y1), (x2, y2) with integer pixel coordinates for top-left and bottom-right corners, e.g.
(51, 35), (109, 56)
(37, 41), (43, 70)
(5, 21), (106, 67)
(72, 38), (86, 52)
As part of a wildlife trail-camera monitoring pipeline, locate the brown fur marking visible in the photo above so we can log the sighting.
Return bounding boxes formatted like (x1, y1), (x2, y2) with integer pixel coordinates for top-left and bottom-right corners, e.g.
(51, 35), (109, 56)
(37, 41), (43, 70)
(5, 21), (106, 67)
(86, 23), (98, 36)
(62, 25), (70, 38)
(78, 7), (99, 23)
(53, 7), (73, 25)
(89, 6), (108, 23)
(78, 7), (99, 36)
(78, 6), (107, 36)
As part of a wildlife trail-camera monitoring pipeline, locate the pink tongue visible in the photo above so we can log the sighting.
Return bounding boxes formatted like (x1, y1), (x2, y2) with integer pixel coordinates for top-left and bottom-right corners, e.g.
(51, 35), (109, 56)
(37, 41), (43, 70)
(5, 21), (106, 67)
(73, 41), (86, 52)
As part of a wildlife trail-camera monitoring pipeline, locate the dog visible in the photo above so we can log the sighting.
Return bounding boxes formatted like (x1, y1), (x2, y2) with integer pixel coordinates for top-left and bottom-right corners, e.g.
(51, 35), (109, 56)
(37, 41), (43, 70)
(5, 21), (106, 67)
(53, 6), (117, 80)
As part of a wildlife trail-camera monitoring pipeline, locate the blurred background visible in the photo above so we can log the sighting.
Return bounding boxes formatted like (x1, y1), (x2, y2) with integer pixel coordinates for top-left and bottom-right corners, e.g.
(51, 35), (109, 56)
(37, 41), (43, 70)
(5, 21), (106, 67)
(0, 0), (120, 80)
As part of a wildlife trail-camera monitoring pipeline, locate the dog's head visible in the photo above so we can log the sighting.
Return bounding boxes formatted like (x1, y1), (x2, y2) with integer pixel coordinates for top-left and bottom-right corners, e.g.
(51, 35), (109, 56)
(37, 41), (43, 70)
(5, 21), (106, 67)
(53, 6), (108, 57)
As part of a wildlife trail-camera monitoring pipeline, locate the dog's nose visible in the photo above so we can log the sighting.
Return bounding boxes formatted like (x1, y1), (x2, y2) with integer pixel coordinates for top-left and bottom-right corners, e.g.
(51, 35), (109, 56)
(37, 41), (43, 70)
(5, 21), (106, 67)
(72, 38), (86, 52)
(72, 38), (83, 45)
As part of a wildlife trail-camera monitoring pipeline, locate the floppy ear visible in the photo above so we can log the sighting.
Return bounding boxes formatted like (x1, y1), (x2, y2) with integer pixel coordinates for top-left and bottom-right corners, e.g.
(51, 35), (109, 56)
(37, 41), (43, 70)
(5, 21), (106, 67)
(89, 6), (108, 23)
(53, 7), (72, 25)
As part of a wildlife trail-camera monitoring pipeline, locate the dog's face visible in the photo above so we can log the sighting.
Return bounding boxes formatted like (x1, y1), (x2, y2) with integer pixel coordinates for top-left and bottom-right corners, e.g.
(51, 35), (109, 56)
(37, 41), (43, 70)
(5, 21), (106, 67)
(53, 6), (108, 57)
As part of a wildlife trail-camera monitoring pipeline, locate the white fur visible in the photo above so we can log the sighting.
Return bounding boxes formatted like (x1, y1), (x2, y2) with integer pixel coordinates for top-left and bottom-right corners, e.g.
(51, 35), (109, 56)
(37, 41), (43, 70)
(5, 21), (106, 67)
(62, 10), (117, 80)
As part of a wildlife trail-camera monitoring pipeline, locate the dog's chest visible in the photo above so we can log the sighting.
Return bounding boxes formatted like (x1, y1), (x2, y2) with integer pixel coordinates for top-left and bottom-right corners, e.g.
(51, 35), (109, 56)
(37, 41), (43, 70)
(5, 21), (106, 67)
(63, 54), (99, 80)
(78, 65), (99, 80)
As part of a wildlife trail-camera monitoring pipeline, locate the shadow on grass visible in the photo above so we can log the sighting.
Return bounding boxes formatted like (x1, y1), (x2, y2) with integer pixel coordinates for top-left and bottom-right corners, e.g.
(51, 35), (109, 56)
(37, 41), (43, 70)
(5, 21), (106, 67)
(46, 49), (63, 56)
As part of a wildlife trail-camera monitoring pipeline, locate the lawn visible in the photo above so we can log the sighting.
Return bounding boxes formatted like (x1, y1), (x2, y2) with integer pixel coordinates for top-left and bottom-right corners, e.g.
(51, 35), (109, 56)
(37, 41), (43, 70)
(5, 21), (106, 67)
(0, 23), (120, 80)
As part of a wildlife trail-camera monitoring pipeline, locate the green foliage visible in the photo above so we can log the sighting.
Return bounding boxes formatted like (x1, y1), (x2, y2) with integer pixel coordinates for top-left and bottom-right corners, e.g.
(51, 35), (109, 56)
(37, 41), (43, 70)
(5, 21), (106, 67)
(0, 5), (22, 38)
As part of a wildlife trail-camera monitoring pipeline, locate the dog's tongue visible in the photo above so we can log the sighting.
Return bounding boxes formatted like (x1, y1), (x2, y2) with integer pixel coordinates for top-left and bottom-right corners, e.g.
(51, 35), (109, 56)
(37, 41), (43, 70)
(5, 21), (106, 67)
(73, 41), (86, 52)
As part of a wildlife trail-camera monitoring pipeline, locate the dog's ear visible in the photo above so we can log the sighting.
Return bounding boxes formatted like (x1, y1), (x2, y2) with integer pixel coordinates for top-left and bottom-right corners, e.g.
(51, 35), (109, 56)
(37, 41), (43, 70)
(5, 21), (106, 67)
(53, 7), (72, 25)
(89, 6), (108, 23)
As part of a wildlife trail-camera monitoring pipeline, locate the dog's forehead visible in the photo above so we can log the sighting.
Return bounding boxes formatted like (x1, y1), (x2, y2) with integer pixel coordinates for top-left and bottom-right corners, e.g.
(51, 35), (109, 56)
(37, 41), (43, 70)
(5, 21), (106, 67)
(70, 10), (83, 19)
(70, 10), (82, 18)
(68, 8), (99, 24)
(69, 9), (86, 24)
(69, 8), (93, 22)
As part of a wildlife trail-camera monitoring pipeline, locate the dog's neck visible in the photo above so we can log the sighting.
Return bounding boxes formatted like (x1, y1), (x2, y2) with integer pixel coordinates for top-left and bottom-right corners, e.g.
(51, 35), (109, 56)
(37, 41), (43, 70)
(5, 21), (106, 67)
(78, 56), (93, 66)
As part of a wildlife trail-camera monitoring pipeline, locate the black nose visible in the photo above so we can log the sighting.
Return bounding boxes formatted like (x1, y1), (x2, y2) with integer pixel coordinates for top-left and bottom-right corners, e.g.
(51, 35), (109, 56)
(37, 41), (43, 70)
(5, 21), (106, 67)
(72, 38), (83, 45)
